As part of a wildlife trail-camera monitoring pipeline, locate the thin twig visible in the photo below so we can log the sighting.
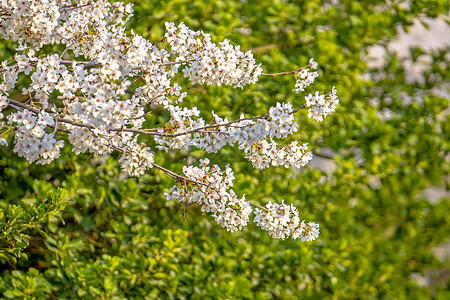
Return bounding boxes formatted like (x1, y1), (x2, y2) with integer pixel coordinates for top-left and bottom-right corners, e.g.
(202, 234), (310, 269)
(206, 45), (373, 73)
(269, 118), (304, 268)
(261, 61), (314, 77)
(183, 180), (189, 222)
(53, 119), (58, 134)
(261, 70), (298, 77)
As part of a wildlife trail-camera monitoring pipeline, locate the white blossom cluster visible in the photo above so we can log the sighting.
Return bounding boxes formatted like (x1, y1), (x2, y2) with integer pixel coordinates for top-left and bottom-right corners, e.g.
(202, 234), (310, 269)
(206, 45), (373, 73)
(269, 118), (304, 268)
(165, 159), (252, 232)
(0, 0), (341, 241)
(165, 22), (262, 88)
(245, 140), (313, 169)
(254, 201), (320, 241)
(1, 59), (19, 92)
(0, 95), (7, 119)
(165, 159), (318, 241)
(293, 58), (319, 93)
(305, 87), (339, 122)
(118, 140), (154, 177)
(6, 109), (63, 164)
(64, 94), (143, 157)
(0, 0), (132, 50)
(155, 101), (302, 168)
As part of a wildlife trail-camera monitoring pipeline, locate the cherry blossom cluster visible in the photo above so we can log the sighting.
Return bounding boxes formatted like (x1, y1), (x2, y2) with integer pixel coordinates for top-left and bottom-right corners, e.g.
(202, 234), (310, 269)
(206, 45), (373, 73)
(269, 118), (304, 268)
(118, 139), (154, 177)
(0, 0), (341, 241)
(305, 87), (339, 122)
(293, 58), (319, 93)
(0, 0), (133, 50)
(245, 140), (313, 169)
(165, 159), (318, 241)
(165, 159), (252, 233)
(165, 22), (262, 88)
(1, 59), (19, 92)
(154, 101), (301, 165)
(6, 108), (63, 164)
(254, 201), (320, 241)
(0, 95), (7, 118)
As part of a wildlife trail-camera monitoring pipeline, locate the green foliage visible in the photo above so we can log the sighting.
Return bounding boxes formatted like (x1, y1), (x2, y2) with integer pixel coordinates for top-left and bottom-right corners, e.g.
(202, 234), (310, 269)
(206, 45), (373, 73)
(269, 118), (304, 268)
(0, 268), (52, 299)
(1, 0), (449, 299)
(0, 184), (68, 265)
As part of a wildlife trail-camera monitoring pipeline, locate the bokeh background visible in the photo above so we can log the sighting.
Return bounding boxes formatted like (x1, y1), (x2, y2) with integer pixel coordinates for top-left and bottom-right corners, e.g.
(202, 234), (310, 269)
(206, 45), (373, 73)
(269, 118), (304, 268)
(1, 0), (449, 298)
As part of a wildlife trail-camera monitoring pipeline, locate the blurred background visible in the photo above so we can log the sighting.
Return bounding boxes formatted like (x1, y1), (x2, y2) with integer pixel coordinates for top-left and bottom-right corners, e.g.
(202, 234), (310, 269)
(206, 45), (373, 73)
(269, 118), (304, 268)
(1, 0), (449, 298)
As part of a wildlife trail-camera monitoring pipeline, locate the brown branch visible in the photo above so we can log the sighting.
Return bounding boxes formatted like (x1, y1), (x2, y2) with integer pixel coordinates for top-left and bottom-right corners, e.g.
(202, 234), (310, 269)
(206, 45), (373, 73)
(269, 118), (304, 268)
(159, 58), (196, 66)
(61, 4), (91, 12)
(182, 180), (189, 222)
(59, 58), (196, 70)
(261, 70), (298, 77)
(6, 98), (308, 140)
(261, 61), (314, 77)
(246, 201), (266, 211)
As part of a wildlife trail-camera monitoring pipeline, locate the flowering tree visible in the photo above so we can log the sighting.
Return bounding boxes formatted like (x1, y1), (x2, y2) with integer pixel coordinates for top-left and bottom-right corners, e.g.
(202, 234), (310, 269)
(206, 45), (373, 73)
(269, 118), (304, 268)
(0, 0), (339, 241)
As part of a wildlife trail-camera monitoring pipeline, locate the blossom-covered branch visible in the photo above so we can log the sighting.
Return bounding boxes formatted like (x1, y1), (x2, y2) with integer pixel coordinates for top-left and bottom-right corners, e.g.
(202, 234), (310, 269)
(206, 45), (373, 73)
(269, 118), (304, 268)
(0, 0), (339, 240)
